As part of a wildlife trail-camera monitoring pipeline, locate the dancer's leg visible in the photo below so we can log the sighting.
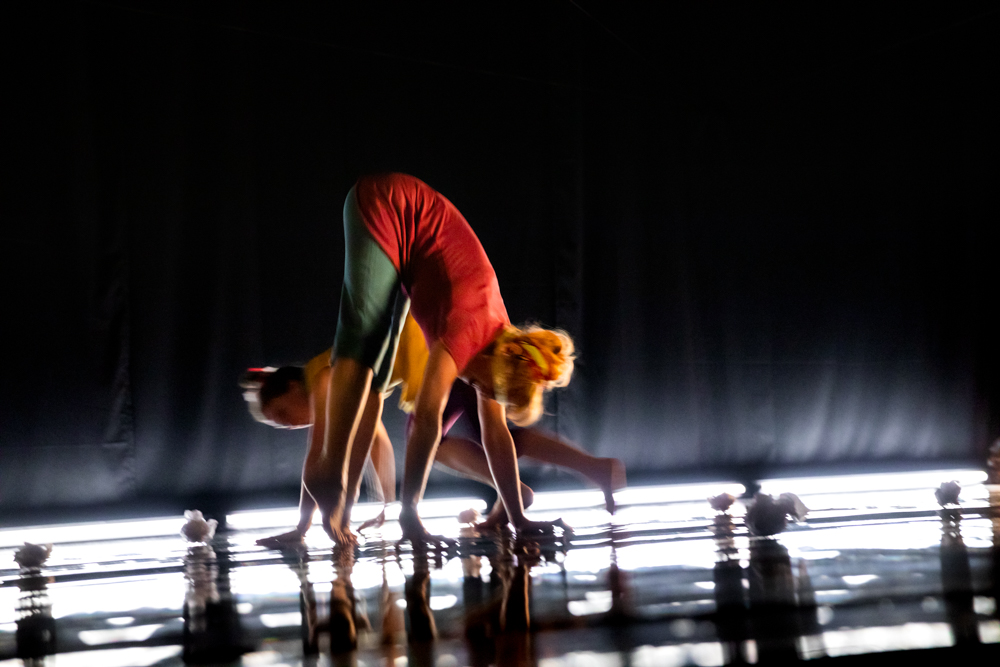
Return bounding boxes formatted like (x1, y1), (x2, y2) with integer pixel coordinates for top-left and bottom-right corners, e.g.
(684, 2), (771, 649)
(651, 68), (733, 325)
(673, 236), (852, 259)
(357, 412), (396, 533)
(315, 185), (403, 541)
(435, 437), (534, 529)
(369, 420), (397, 504)
(511, 429), (626, 513)
(342, 390), (385, 524)
(304, 357), (372, 541)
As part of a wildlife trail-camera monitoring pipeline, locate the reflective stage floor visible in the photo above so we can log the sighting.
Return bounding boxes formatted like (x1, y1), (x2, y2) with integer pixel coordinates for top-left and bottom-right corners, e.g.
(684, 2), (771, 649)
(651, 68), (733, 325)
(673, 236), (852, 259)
(2, 470), (999, 666)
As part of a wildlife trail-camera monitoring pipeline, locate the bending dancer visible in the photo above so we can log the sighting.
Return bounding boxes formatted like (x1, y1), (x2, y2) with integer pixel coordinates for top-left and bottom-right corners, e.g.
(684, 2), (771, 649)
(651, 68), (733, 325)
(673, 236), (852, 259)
(242, 318), (624, 545)
(241, 314), (429, 546)
(311, 173), (577, 544)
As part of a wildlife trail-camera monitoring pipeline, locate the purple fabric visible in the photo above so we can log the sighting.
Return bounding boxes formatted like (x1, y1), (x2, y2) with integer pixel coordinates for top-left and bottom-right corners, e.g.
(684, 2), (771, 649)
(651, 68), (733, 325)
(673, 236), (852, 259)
(405, 381), (481, 441)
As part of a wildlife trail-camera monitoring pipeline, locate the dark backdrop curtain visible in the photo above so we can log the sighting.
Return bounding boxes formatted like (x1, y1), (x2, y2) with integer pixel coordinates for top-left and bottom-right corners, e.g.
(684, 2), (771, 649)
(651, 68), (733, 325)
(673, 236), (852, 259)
(2, 1), (996, 513)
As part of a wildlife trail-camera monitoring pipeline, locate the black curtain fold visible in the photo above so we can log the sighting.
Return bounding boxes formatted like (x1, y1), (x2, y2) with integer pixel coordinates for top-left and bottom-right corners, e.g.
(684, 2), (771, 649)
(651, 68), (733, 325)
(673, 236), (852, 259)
(2, 2), (996, 512)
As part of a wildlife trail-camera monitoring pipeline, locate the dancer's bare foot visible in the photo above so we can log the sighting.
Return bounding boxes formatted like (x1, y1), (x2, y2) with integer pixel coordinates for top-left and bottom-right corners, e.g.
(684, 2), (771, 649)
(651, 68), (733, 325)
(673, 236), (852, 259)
(358, 509), (386, 533)
(513, 517), (571, 536)
(473, 486), (535, 533)
(592, 457), (627, 514)
(256, 527), (305, 549)
(474, 499), (510, 533)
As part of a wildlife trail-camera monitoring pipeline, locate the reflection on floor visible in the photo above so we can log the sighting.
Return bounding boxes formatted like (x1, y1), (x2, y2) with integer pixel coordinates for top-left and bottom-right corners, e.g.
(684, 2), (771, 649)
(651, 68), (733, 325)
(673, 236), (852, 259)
(1, 470), (998, 666)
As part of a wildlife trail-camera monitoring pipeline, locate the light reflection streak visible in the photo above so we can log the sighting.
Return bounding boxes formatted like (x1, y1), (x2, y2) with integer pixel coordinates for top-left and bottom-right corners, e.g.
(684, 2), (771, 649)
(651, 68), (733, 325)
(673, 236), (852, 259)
(259, 612), (301, 628)
(0, 469), (995, 664)
(614, 540), (719, 571)
(3, 645), (185, 666)
(0, 517), (193, 549)
(759, 469), (986, 498)
(812, 622), (955, 657)
(225, 497), (487, 532)
(631, 642), (726, 667)
(46, 576), (185, 619)
(77, 623), (163, 645)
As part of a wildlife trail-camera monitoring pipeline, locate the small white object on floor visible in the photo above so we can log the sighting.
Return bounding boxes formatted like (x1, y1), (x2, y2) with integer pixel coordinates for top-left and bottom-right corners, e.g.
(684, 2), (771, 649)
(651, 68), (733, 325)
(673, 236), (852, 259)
(744, 493), (809, 537)
(14, 543), (52, 568)
(708, 493), (736, 512)
(181, 510), (218, 543)
(778, 492), (809, 522)
(457, 508), (481, 525)
(934, 481), (961, 506)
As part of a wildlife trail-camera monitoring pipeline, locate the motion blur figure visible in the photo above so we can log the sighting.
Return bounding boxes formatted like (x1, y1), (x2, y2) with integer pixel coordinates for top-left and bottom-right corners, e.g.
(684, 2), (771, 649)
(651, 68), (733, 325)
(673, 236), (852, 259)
(310, 173), (580, 545)
(242, 331), (623, 544)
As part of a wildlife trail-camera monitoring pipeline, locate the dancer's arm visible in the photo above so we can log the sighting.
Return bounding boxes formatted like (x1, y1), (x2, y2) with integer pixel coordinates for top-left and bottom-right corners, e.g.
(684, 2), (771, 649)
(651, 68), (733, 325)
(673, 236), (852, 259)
(399, 341), (457, 539)
(303, 357), (373, 542)
(256, 370), (331, 548)
(476, 396), (528, 526)
(478, 394), (564, 534)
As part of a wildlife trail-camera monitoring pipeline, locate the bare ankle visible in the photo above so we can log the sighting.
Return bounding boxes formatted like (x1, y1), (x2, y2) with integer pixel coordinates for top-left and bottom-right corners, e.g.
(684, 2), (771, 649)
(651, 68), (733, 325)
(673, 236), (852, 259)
(521, 485), (535, 509)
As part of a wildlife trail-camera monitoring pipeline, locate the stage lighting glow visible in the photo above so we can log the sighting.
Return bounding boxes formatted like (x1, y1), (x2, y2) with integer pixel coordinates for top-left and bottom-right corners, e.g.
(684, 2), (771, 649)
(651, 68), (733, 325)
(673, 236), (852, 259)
(0, 516), (192, 549)
(540, 650), (626, 667)
(815, 622), (954, 657)
(973, 597), (996, 616)
(630, 642), (726, 667)
(614, 539), (720, 571)
(758, 469), (986, 498)
(567, 590), (613, 616)
(429, 594), (458, 610)
(105, 616), (135, 626)
(611, 482), (745, 508)
(229, 564), (303, 597)
(259, 612), (301, 628)
(27, 646), (184, 667)
(48, 576), (183, 619)
(78, 623), (163, 645)
(225, 497), (487, 532)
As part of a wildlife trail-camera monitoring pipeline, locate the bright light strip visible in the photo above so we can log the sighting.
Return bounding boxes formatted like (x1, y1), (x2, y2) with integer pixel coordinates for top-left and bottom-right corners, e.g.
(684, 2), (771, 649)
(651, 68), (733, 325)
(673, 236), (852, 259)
(225, 497), (487, 531)
(567, 591), (613, 617)
(817, 622), (954, 657)
(105, 617), (135, 626)
(630, 642), (726, 667)
(758, 469), (986, 497)
(78, 623), (163, 645)
(0, 517), (191, 549)
(28, 646), (184, 667)
(259, 612), (302, 628)
(48, 575), (184, 619)
(614, 482), (746, 507)
(429, 595), (458, 610)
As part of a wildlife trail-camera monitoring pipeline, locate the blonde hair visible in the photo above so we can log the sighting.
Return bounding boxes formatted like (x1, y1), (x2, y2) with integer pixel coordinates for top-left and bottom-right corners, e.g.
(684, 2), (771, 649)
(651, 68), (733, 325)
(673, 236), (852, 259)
(491, 325), (575, 426)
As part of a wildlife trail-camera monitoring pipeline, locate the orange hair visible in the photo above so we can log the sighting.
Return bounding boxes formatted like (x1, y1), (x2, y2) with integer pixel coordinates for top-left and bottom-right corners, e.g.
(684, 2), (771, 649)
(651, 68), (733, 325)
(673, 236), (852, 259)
(491, 325), (575, 426)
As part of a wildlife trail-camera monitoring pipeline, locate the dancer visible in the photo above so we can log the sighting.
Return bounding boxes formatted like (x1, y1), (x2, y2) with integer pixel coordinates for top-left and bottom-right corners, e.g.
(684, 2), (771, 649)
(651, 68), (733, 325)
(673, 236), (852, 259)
(305, 173), (580, 544)
(241, 314), (428, 547)
(242, 318), (624, 545)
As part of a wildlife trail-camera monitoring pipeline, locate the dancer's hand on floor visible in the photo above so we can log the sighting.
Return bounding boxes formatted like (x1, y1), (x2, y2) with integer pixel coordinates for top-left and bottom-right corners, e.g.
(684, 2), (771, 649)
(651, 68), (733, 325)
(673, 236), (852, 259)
(256, 528), (305, 549)
(399, 507), (455, 551)
(325, 519), (358, 548)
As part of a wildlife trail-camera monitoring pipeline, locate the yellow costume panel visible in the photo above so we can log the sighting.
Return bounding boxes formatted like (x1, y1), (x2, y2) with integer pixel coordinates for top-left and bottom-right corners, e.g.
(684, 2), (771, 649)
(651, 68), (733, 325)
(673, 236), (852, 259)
(303, 313), (428, 413)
